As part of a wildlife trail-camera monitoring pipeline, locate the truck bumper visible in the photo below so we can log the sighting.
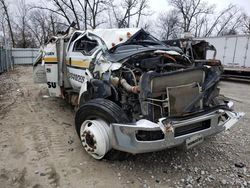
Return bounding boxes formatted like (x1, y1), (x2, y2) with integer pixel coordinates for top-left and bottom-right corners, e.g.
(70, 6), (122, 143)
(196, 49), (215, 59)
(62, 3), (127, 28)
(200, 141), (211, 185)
(110, 108), (244, 154)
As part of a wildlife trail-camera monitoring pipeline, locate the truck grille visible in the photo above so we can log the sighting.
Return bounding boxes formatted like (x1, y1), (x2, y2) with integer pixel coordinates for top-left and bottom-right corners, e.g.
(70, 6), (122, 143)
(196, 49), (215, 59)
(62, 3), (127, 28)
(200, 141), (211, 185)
(174, 120), (211, 137)
(136, 130), (164, 141)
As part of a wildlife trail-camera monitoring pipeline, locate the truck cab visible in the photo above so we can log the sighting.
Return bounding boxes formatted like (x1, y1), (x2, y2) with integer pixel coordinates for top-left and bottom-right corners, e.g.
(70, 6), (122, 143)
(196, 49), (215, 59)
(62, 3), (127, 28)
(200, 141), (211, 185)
(33, 27), (244, 160)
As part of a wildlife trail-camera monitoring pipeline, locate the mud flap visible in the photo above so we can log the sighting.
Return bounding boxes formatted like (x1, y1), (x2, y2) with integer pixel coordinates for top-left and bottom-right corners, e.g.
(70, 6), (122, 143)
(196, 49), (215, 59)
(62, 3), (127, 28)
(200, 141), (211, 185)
(33, 64), (47, 83)
(33, 52), (47, 84)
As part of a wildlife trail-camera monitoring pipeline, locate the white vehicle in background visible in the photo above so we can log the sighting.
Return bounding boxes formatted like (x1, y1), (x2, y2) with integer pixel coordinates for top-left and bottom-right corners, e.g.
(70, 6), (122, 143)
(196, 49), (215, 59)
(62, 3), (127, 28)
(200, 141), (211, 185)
(198, 35), (250, 80)
(164, 35), (250, 80)
(33, 25), (244, 160)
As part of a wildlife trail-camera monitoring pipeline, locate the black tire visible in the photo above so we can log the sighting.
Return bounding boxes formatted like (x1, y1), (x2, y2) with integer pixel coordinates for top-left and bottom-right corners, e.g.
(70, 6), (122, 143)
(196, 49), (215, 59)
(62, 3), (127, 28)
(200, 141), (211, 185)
(75, 98), (131, 160)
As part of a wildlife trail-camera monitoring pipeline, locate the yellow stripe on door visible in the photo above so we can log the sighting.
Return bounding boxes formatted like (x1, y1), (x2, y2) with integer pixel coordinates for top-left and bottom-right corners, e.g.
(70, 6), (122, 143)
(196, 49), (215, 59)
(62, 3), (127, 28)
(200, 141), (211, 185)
(44, 57), (58, 62)
(67, 59), (90, 68)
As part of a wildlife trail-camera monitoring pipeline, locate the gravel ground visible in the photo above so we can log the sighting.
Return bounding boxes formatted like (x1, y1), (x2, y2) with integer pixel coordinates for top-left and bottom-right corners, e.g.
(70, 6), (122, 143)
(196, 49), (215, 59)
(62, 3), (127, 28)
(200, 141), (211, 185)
(0, 66), (249, 188)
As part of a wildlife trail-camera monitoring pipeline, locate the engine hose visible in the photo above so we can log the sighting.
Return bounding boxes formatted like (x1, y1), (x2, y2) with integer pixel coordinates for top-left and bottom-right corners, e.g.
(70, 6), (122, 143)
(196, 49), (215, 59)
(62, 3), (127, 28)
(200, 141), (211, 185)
(120, 79), (140, 93)
(162, 54), (176, 62)
(122, 67), (137, 86)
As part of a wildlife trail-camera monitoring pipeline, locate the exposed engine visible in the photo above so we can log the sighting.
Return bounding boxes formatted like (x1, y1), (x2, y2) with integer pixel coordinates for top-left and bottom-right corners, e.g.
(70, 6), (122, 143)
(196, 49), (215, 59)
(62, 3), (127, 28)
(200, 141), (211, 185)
(100, 43), (224, 124)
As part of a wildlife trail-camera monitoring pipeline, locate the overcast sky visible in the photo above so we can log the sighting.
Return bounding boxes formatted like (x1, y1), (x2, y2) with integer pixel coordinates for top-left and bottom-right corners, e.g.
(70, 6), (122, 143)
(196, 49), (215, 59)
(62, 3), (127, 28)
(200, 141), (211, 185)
(149, 0), (250, 15)
(16, 0), (250, 13)
(9, 0), (250, 18)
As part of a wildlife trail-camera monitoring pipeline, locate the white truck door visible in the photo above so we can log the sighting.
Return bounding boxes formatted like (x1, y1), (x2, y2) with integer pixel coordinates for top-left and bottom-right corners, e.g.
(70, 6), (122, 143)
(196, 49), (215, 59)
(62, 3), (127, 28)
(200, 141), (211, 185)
(66, 32), (106, 91)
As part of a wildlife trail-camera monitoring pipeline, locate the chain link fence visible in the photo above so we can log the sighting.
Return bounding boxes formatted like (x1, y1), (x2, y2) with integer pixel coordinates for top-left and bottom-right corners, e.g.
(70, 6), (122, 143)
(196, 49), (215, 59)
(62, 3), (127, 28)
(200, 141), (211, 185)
(0, 47), (14, 74)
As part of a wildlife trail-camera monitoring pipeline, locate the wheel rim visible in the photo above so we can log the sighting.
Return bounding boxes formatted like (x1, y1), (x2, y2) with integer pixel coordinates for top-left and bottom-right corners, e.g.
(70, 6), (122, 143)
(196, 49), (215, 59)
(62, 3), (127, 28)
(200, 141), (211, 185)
(80, 119), (111, 159)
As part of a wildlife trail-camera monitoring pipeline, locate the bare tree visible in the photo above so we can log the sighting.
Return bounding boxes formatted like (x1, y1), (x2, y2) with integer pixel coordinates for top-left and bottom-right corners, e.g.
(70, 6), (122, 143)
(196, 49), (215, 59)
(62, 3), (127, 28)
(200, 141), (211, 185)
(242, 14), (250, 34)
(168, 0), (213, 32)
(76, 0), (88, 29)
(214, 5), (244, 36)
(86, 0), (107, 29)
(15, 0), (30, 47)
(28, 8), (65, 46)
(27, 16), (44, 44)
(33, 0), (107, 30)
(0, 0), (15, 47)
(193, 14), (207, 37)
(0, 9), (7, 45)
(33, 0), (72, 26)
(135, 0), (149, 27)
(157, 10), (180, 39)
(28, 10), (50, 45)
(59, 0), (80, 29)
(2, 0), (248, 49)
(120, 0), (138, 28)
(203, 4), (234, 37)
(50, 13), (57, 35)
(107, 0), (150, 28)
(164, 1), (246, 37)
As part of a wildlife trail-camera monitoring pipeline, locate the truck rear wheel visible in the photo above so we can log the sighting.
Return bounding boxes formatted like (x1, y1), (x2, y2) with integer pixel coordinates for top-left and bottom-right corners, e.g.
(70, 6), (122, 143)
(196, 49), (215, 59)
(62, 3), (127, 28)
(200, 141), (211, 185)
(75, 98), (130, 160)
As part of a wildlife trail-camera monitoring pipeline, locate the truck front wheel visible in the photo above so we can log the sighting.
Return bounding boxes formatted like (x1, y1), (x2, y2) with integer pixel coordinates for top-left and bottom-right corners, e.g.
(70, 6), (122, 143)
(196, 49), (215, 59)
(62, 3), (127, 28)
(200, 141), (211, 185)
(75, 98), (130, 160)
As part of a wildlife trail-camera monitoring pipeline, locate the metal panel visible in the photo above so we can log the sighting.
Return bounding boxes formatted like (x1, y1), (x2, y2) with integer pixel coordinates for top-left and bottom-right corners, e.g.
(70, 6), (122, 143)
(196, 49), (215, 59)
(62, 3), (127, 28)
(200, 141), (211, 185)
(204, 37), (226, 63)
(233, 36), (248, 67)
(11, 48), (39, 65)
(0, 48), (13, 74)
(244, 36), (250, 68)
(196, 35), (250, 68)
(223, 37), (237, 67)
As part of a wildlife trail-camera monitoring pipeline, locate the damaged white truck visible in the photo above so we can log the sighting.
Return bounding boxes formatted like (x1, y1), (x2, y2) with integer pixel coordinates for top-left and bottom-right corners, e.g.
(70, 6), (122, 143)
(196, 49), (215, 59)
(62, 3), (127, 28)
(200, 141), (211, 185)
(33, 26), (244, 160)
